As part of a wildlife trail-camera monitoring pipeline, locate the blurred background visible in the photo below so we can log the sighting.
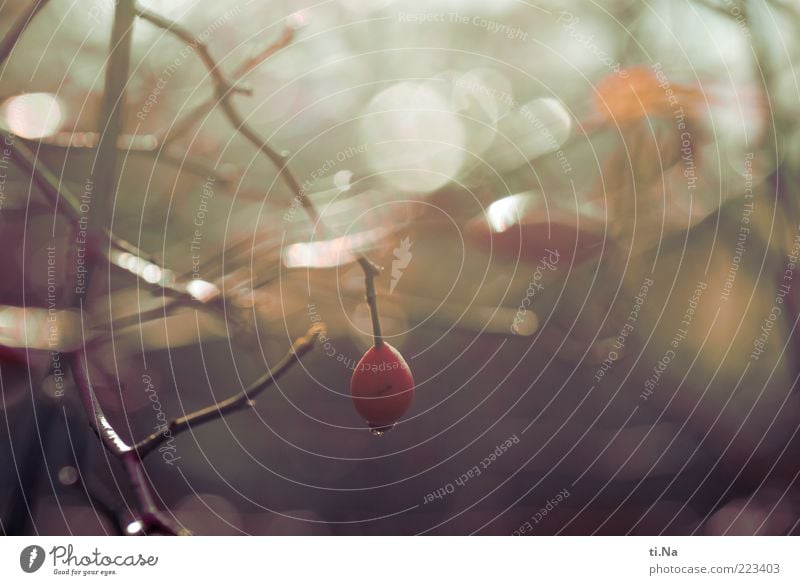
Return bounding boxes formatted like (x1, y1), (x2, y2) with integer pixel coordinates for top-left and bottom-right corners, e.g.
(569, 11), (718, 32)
(1, 0), (800, 535)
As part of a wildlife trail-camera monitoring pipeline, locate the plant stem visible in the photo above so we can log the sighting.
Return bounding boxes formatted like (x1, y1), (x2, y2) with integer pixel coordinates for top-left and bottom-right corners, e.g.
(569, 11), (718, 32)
(92, 0), (136, 259)
(70, 0), (188, 537)
(134, 5), (386, 344)
(133, 324), (323, 456)
(70, 350), (184, 535)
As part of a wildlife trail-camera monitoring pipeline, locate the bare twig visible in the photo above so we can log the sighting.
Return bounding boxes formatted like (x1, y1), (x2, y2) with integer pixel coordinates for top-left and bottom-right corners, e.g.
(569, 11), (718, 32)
(71, 350), (186, 535)
(148, 149), (234, 185)
(64, 0), (191, 537)
(134, 7), (310, 215)
(72, 321), (322, 535)
(0, 0), (371, 537)
(159, 25), (295, 147)
(133, 323), (323, 456)
(73, 323), (323, 534)
(134, 5), (386, 345)
(120, 454), (188, 535)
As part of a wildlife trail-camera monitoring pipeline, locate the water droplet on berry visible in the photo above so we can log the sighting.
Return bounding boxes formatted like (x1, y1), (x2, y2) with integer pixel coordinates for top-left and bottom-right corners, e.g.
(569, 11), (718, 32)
(369, 423), (394, 437)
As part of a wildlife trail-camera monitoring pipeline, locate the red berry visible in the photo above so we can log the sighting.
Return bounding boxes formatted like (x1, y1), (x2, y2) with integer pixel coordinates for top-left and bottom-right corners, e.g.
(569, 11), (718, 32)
(350, 343), (414, 431)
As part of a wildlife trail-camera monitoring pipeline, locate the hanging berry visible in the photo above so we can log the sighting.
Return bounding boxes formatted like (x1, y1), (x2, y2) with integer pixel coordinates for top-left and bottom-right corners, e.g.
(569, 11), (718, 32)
(350, 342), (414, 435)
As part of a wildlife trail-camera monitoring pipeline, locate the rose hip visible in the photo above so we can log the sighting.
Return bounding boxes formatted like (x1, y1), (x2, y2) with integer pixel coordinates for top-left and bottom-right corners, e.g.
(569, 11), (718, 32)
(350, 342), (414, 434)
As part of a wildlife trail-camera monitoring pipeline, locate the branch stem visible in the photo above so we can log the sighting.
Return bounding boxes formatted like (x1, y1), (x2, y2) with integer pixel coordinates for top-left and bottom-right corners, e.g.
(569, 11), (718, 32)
(133, 324), (323, 456)
(120, 453), (186, 535)
(69, 0), (187, 536)
(360, 259), (383, 347)
(93, 0), (136, 235)
(134, 4), (386, 343)
(159, 26), (294, 146)
(71, 351), (184, 535)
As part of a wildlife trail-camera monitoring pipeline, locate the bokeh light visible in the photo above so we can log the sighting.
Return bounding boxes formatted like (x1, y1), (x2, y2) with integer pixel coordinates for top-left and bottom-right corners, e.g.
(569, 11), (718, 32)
(1, 93), (63, 139)
(361, 81), (465, 193)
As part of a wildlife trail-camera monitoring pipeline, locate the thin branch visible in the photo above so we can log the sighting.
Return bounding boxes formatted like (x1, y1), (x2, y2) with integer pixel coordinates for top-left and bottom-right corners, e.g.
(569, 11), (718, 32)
(0, 0), (49, 67)
(68, 0), (188, 538)
(134, 6), (311, 214)
(71, 351), (131, 457)
(0, 0), (329, 539)
(6, 134), (155, 262)
(159, 25), (295, 147)
(133, 323), (324, 457)
(134, 5), (386, 344)
(2, 0), (372, 537)
(71, 350), (186, 535)
(92, 0), (136, 251)
(120, 453), (187, 535)
(362, 262), (383, 347)
(75, 322), (325, 535)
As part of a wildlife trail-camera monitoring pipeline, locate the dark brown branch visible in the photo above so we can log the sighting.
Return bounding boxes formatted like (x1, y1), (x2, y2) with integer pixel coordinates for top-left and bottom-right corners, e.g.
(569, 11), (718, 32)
(69, 0), (188, 537)
(0, 0), (49, 67)
(134, 6), (313, 214)
(6, 134), (239, 325)
(71, 350), (186, 535)
(133, 323), (324, 457)
(71, 351), (131, 457)
(362, 260), (384, 347)
(120, 453), (187, 535)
